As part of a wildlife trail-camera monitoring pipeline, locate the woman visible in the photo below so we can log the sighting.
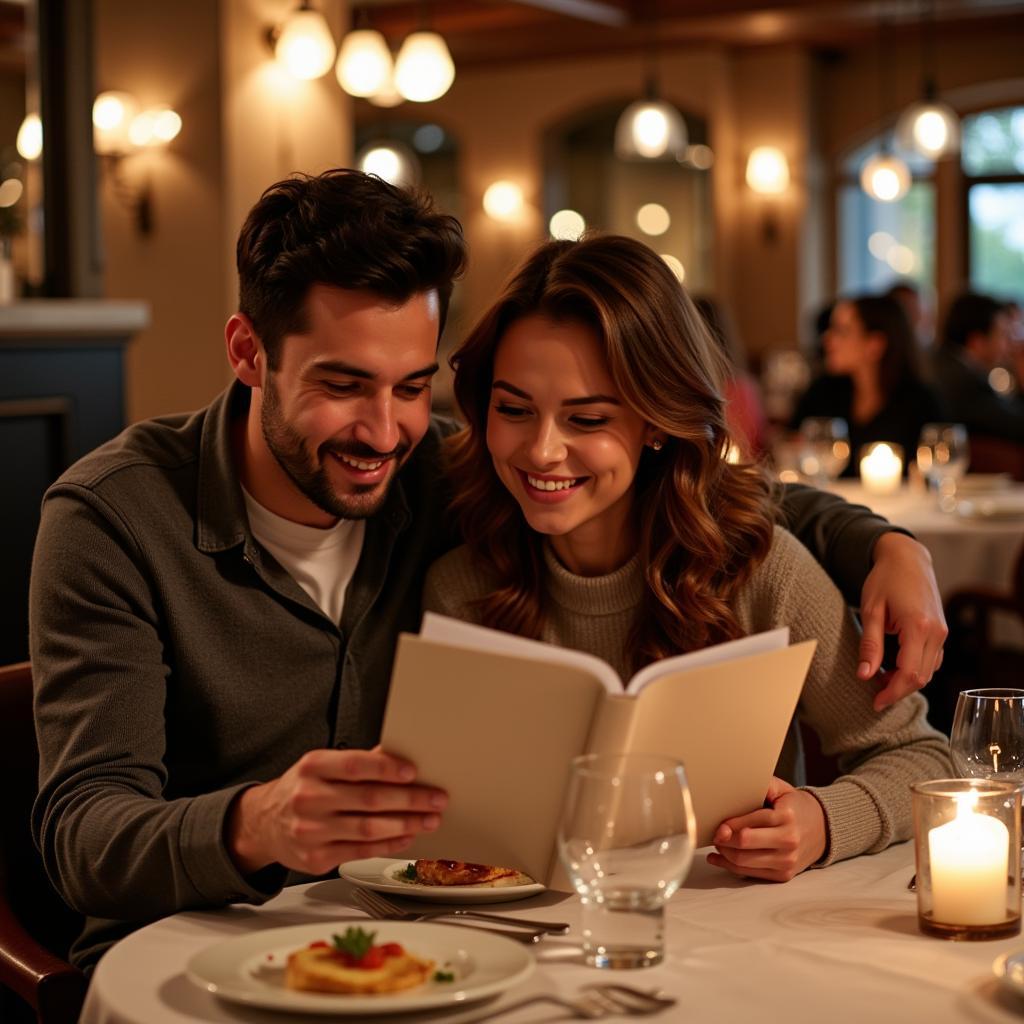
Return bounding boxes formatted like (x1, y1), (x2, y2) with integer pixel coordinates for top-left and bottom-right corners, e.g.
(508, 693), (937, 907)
(791, 295), (945, 477)
(425, 235), (948, 882)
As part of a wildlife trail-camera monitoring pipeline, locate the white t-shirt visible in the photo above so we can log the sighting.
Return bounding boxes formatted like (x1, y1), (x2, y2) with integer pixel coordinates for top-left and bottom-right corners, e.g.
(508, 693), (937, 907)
(241, 487), (366, 626)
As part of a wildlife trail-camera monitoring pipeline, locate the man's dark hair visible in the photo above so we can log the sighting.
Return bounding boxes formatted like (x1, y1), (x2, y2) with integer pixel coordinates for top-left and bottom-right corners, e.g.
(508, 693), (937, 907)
(941, 292), (1003, 349)
(236, 168), (467, 367)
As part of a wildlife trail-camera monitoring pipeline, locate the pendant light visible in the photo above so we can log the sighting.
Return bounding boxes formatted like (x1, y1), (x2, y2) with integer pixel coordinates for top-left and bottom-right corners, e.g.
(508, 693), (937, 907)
(614, 24), (686, 161)
(336, 29), (393, 98)
(894, 0), (959, 160)
(861, 13), (911, 203)
(274, 1), (337, 81)
(394, 29), (455, 103)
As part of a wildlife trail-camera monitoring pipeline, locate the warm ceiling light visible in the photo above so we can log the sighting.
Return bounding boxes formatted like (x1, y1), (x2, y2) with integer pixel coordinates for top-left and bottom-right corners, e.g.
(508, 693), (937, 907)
(549, 209), (586, 240)
(745, 146), (790, 195)
(356, 141), (420, 188)
(367, 72), (404, 108)
(483, 180), (524, 221)
(660, 254), (685, 282)
(16, 113), (42, 161)
(615, 99), (687, 161)
(895, 100), (960, 160)
(860, 152), (911, 202)
(636, 203), (670, 236)
(93, 91), (139, 155)
(335, 29), (393, 97)
(275, 3), (337, 81)
(394, 31), (455, 103)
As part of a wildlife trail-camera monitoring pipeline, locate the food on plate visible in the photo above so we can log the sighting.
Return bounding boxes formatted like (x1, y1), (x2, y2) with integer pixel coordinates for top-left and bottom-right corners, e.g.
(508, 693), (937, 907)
(285, 927), (434, 994)
(400, 859), (534, 887)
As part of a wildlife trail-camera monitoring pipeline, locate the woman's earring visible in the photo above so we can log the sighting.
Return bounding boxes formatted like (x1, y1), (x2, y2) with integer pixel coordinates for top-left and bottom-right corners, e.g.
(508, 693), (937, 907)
(650, 439), (664, 451)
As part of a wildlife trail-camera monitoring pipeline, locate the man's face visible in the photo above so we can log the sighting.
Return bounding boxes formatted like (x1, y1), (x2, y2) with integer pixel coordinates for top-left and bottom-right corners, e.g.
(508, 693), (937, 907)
(257, 285), (439, 521)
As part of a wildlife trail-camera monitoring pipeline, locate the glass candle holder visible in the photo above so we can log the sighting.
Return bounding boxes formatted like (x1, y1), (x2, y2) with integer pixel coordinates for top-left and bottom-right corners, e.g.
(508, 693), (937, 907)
(912, 778), (1021, 940)
(859, 441), (904, 494)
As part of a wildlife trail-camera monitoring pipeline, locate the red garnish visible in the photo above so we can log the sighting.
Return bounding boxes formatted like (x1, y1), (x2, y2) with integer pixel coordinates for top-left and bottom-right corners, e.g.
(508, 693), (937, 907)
(381, 942), (404, 957)
(308, 940), (329, 949)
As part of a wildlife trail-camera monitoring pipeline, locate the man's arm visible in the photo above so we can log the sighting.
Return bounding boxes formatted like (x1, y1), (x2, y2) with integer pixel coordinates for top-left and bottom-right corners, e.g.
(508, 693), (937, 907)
(30, 490), (443, 922)
(777, 483), (947, 710)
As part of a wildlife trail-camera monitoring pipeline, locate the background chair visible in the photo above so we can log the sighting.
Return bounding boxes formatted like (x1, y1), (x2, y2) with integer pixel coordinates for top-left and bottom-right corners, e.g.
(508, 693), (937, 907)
(0, 662), (86, 1024)
(927, 542), (1024, 735)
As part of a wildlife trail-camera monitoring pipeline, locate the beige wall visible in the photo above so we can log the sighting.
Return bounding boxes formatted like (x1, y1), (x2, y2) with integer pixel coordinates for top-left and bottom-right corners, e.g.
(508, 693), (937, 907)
(96, 0), (351, 423)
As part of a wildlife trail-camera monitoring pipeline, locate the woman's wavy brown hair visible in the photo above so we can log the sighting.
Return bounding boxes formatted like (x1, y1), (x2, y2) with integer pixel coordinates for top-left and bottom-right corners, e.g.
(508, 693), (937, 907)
(448, 234), (775, 670)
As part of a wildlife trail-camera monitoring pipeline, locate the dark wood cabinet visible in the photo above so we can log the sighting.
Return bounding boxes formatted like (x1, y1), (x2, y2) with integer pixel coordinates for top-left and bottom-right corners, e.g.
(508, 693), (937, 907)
(0, 301), (148, 664)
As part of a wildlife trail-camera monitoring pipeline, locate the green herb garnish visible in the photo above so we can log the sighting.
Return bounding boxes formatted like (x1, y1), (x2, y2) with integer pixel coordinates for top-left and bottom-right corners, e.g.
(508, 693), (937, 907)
(331, 927), (376, 959)
(433, 970), (455, 982)
(401, 862), (418, 880)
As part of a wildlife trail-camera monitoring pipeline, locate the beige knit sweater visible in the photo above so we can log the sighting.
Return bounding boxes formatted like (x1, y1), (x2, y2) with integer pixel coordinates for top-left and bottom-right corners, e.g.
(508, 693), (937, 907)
(423, 526), (950, 867)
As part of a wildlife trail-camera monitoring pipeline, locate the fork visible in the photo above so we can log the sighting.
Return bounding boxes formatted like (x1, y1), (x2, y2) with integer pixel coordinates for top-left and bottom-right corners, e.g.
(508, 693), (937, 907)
(475, 984), (676, 1020)
(352, 886), (570, 934)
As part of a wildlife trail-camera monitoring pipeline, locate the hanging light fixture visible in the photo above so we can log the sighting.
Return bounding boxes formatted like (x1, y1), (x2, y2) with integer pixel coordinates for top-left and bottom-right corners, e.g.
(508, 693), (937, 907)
(860, 12), (911, 203)
(356, 141), (420, 188)
(335, 28), (393, 98)
(394, 31), (455, 103)
(894, 0), (959, 160)
(614, 21), (686, 161)
(274, 1), (337, 81)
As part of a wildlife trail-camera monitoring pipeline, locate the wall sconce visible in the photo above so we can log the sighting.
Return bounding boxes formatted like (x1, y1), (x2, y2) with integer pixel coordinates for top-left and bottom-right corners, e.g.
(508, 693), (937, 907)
(273, 0), (336, 80)
(483, 180), (524, 222)
(745, 146), (789, 243)
(92, 91), (183, 236)
(16, 113), (43, 161)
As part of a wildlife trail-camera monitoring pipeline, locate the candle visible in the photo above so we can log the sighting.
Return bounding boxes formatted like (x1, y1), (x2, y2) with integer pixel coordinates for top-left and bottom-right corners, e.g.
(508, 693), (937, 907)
(928, 794), (1010, 925)
(860, 442), (903, 494)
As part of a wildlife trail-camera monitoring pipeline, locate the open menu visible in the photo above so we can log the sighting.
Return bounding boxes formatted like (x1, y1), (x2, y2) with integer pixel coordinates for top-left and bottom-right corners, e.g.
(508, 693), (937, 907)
(379, 612), (816, 888)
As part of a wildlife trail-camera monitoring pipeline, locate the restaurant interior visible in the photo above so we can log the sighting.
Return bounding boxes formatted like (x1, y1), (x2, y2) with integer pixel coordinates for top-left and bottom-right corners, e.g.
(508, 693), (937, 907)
(2, 0), (1024, 1021)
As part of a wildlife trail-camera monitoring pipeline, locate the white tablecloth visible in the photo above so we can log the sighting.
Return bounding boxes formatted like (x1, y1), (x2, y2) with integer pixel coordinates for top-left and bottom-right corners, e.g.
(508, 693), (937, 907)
(828, 480), (1024, 648)
(80, 842), (1024, 1024)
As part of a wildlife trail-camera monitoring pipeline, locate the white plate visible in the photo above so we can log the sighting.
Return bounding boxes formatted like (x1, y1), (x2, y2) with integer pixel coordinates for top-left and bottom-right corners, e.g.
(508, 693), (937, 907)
(956, 473), (1013, 495)
(339, 858), (546, 903)
(186, 919), (534, 1016)
(956, 492), (1024, 520)
(993, 950), (1024, 997)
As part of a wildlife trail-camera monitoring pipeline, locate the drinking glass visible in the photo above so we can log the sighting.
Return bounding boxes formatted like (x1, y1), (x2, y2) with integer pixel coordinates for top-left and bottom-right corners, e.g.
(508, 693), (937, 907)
(950, 689), (1024, 783)
(797, 417), (850, 485)
(917, 423), (969, 507)
(557, 753), (696, 969)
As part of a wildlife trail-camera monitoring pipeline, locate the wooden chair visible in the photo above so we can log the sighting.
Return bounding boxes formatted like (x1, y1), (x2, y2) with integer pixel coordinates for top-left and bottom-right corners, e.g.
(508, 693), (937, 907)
(0, 663), (86, 1024)
(928, 544), (1024, 735)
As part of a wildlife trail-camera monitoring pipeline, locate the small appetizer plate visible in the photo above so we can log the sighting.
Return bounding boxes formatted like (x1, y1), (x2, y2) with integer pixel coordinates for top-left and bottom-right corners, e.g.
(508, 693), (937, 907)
(339, 858), (546, 904)
(186, 919), (534, 1016)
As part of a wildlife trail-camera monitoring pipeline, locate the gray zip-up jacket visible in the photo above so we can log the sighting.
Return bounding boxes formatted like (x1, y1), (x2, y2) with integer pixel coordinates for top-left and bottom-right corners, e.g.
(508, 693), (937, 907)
(28, 381), (901, 969)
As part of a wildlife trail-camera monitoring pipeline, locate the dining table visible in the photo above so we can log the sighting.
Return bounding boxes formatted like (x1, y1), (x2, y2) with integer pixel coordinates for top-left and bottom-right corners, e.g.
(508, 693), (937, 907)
(825, 478), (1024, 647)
(79, 840), (1024, 1024)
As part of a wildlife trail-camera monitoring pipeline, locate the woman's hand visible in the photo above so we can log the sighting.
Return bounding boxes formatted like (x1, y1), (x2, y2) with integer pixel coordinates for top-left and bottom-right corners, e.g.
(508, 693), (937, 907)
(859, 532), (947, 711)
(707, 777), (827, 882)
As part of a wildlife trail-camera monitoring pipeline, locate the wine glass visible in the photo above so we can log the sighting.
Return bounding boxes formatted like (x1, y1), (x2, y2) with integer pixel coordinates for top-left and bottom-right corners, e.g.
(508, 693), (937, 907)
(950, 689), (1024, 783)
(916, 423), (969, 507)
(557, 753), (696, 969)
(797, 417), (851, 486)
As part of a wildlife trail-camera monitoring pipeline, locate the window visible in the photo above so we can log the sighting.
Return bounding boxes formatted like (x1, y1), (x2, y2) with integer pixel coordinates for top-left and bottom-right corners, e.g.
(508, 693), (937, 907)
(838, 138), (934, 295)
(963, 106), (1024, 303)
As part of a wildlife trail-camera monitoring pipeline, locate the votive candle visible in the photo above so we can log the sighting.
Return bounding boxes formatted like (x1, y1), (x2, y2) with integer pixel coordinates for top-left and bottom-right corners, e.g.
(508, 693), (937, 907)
(860, 442), (903, 494)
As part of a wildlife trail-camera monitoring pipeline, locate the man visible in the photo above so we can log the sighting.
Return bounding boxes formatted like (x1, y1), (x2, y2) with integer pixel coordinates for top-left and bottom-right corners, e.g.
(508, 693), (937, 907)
(933, 291), (1024, 442)
(30, 169), (945, 970)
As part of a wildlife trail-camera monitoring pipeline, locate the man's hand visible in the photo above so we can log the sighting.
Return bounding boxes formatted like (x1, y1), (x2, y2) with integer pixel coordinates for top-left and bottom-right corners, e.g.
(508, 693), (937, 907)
(226, 747), (447, 877)
(706, 777), (826, 882)
(858, 532), (947, 711)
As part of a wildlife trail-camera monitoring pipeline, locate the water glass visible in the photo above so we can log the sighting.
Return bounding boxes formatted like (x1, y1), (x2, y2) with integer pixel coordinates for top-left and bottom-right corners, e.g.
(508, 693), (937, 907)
(917, 423), (969, 506)
(950, 688), (1024, 783)
(797, 417), (850, 485)
(557, 753), (696, 969)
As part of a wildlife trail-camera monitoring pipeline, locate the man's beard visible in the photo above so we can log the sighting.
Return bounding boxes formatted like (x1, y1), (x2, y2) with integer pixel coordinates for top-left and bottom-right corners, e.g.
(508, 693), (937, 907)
(260, 375), (407, 520)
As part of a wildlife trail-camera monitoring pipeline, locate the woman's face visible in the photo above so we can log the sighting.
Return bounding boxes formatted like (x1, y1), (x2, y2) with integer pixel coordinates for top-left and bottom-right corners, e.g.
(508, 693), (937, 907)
(824, 301), (880, 376)
(486, 315), (650, 562)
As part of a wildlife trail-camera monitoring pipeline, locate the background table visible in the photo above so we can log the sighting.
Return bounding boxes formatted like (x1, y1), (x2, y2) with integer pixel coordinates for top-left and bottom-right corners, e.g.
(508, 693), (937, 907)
(80, 842), (1024, 1023)
(827, 480), (1024, 649)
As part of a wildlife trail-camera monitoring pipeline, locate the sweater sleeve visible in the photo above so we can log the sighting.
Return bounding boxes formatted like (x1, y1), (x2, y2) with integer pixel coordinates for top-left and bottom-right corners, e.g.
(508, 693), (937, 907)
(754, 529), (951, 865)
(776, 482), (912, 607)
(30, 489), (285, 922)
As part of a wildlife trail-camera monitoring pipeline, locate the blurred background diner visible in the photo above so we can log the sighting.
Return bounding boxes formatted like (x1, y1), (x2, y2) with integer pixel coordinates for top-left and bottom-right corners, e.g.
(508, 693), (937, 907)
(0, 0), (1023, 681)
